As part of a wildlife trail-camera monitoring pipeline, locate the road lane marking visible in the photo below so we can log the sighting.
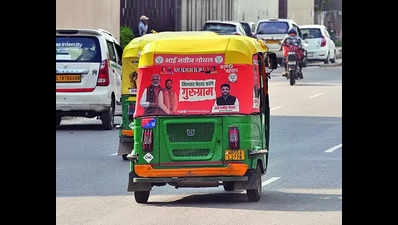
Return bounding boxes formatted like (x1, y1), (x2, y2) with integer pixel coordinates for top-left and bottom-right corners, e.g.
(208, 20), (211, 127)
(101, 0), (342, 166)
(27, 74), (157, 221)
(309, 92), (325, 99)
(270, 106), (282, 111)
(325, 144), (342, 153)
(262, 177), (280, 187)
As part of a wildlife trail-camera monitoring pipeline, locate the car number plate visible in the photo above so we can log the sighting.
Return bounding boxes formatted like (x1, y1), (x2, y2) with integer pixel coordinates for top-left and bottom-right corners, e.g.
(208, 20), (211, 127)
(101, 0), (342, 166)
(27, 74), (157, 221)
(265, 40), (280, 44)
(225, 150), (245, 160)
(56, 74), (81, 83)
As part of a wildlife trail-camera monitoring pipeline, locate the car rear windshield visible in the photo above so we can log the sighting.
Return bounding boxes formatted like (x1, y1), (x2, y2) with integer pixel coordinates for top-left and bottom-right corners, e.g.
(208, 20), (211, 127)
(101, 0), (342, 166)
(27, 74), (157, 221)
(256, 22), (289, 34)
(300, 28), (322, 39)
(56, 36), (101, 62)
(203, 23), (236, 34)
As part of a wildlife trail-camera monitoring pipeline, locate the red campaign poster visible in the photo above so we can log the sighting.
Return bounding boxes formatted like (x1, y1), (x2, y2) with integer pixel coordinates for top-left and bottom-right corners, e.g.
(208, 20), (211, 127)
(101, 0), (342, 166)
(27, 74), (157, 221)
(134, 54), (260, 117)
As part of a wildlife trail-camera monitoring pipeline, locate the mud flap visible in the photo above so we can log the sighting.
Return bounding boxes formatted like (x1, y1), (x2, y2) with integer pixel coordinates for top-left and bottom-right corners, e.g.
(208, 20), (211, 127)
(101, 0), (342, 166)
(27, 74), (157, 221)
(127, 171), (152, 192)
(117, 139), (133, 156)
(245, 169), (259, 190)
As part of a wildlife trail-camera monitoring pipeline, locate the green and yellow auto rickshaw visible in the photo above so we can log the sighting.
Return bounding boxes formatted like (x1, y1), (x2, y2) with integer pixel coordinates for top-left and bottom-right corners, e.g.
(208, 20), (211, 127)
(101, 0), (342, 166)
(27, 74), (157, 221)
(117, 31), (219, 160)
(127, 34), (277, 203)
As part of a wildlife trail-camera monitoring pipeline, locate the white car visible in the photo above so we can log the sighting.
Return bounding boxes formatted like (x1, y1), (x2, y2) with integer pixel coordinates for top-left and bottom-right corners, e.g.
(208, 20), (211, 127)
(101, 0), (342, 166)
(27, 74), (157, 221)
(203, 21), (247, 36)
(300, 25), (337, 64)
(56, 29), (122, 129)
(255, 18), (307, 65)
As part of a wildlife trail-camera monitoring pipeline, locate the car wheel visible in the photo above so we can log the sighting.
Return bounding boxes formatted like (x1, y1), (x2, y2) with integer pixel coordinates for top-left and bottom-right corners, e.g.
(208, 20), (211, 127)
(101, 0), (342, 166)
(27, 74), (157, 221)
(330, 50), (336, 63)
(134, 191), (150, 203)
(247, 166), (262, 202)
(324, 52), (330, 64)
(101, 99), (115, 130)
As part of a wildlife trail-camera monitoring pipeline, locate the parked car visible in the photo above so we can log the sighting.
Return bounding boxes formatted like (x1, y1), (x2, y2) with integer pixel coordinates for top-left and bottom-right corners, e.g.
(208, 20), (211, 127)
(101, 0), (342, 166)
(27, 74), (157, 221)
(56, 28), (122, 129)
(203, 21), (246, 36)
(255, 18), (308, 65)
(300, 25), (337, 64)
(240, 21), (256, 38)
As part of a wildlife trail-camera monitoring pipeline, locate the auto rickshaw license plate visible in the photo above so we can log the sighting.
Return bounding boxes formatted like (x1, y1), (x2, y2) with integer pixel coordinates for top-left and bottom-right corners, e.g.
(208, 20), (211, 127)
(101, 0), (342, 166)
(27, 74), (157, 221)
(225, 150), (245, 160)
(56, 74), (81, 83)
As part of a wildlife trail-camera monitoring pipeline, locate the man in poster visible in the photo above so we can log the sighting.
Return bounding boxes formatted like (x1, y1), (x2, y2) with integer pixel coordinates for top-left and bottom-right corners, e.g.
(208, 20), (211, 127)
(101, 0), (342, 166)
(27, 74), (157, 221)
(212, 83), (239, 112)
(140, 74), (168, 115)
(163, 79), (178, 114)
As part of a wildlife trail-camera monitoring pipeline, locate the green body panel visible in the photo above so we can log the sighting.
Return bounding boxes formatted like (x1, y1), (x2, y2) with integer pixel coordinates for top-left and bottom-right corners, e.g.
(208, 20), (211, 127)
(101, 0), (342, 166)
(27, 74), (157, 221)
(131, 114), (268, 173)
(119, 95), (135, 137)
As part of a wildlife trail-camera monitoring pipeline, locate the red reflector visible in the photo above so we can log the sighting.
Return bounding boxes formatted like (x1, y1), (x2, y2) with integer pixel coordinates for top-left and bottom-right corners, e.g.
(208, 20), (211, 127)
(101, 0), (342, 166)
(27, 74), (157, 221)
(56, 88), (95, 92)
(229, 127), (240, 149)
(142, 128), (153, 152)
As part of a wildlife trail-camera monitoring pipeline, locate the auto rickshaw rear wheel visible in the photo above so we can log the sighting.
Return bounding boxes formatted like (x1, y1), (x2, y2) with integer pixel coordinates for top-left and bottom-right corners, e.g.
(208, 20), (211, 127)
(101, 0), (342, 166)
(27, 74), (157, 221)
(134, 191), (150, 203)
(247, 166), (262, 202)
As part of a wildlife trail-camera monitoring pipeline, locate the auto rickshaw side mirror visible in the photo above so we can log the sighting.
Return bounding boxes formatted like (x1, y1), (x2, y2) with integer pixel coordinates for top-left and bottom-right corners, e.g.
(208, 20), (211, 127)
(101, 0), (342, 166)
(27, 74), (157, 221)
(266, 52), (278, 70)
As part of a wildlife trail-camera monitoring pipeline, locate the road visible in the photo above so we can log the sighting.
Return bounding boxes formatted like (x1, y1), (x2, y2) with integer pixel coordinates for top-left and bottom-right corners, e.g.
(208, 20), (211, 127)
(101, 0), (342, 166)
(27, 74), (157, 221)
(56, 63), (342, 225)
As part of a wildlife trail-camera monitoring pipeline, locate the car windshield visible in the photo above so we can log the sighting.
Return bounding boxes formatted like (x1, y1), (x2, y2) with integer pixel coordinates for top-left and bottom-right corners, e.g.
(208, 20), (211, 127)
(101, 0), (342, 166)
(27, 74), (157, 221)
(300, 28), (322, 39)
(203, 23), (236, 34)
(56, 36), (101, 62)
(256, 22), (289, 34)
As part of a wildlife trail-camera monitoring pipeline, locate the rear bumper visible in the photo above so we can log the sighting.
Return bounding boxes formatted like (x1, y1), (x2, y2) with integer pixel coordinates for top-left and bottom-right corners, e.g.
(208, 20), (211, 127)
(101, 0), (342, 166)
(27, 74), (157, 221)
(306, 49), (328, 60)
(134, 163), (248, 177)
(56, 86), (111, 112)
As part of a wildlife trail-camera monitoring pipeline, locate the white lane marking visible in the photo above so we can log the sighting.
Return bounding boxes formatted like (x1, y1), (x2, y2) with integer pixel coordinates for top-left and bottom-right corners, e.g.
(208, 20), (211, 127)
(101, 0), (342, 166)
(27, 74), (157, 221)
(309, 92), (325, 99)
(262, 177), (281, 187)
(325, 144), (342, 153)
(270, 106), (282, 111)
(110, 152), (118, 156)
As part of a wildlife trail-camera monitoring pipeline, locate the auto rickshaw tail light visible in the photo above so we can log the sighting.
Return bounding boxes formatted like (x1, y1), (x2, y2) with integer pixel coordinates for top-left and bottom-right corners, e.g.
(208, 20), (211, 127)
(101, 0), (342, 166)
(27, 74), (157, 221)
(97, 59), (110, 86)
(229, 127), (240, 150)
(142, 128), (153, 152)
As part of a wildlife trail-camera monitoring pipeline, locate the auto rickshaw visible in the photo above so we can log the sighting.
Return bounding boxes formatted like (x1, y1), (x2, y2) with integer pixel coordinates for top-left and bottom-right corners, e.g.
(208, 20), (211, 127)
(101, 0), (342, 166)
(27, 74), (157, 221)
(118, 31), (219, 160)
(127, 34), (277, 203)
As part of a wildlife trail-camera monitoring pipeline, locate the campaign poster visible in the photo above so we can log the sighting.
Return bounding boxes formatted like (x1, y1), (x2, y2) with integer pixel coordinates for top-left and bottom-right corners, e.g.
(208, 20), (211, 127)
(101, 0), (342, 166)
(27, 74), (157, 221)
(134, 54), (260, 117)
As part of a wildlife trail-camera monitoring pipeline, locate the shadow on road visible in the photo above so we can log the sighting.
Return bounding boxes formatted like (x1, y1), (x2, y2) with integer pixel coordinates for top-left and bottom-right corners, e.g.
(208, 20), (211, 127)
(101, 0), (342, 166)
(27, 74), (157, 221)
(146, 190), (341, 212)
(57, 124), (106, 131)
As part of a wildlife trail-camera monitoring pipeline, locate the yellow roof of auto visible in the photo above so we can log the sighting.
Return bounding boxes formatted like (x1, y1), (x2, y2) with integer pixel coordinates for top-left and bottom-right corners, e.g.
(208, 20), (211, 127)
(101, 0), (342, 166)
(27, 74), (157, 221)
(122, 31), (218, 59)
(138, 35), (268, 67)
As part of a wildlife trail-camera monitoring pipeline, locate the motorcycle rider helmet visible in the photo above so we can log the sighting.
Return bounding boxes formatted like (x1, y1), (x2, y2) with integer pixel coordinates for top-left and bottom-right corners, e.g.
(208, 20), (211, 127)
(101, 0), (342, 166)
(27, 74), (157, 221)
(288, 29), (297, 36)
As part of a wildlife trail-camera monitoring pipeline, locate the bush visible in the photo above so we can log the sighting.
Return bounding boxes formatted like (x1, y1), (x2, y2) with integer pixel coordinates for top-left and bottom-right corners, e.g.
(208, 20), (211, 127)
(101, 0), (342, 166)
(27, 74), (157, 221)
(120, 26), (134, 50)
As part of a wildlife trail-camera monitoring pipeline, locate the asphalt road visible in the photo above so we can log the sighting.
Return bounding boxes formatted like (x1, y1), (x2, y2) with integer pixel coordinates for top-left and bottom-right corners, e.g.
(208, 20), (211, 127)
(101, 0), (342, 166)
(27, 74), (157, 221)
(56, 62), (342, 225)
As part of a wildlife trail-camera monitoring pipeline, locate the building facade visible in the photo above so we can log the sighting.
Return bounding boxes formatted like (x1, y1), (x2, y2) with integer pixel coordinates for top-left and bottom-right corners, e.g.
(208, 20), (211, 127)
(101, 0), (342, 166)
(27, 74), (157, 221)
(56, 0), (120, 41)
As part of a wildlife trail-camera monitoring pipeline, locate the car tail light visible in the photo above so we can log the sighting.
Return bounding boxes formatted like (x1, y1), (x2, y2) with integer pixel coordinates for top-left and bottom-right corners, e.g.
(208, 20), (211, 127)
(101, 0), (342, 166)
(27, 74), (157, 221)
(142, 128), (153, 152)
(229, 127), (240, 150)
(97, 59), (110, 86)
(321, 36), (327, 47)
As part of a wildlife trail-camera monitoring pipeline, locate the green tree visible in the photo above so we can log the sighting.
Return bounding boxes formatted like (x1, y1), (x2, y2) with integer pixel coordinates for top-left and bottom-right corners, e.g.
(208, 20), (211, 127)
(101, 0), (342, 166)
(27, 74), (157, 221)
(120, 26), (134, 50)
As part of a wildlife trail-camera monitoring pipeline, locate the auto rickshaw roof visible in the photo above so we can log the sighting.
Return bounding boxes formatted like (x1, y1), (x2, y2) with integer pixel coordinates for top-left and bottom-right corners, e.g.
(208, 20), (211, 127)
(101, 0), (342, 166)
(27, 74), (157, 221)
(122, 31), (219, 59)
(138, 35), (268, 67)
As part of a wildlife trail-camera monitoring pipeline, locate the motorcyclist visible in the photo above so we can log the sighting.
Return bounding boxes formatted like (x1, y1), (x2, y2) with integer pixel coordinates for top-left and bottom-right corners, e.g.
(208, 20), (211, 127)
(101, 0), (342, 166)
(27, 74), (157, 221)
(280, 29), (304, 79)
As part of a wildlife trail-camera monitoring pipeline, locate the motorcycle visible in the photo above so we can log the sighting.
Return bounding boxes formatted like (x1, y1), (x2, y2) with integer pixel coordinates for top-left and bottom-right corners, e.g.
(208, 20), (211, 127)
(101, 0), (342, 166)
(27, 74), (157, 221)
(283, 39), (304, 86)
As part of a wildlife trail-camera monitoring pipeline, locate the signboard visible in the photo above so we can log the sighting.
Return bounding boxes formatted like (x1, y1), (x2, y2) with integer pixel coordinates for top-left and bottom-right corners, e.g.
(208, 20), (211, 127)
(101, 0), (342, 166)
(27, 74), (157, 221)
(134, 54), (260, 117)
